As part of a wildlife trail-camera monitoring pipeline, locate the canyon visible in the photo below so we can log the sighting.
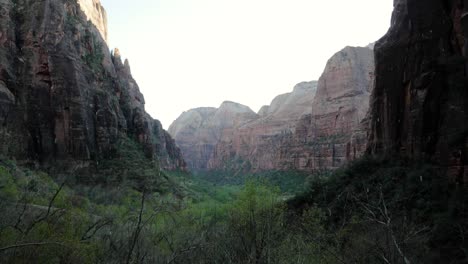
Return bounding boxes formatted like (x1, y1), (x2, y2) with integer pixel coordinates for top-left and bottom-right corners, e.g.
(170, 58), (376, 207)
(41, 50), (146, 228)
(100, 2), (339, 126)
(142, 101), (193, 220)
(170, 46), (374, 172)
(0, 0), (467, 263)
(171, 0), (468, 178)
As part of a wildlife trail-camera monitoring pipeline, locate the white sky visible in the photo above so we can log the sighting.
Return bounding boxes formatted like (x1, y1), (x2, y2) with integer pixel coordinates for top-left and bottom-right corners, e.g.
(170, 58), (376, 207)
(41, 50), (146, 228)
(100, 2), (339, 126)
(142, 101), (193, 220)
(101, 0), (393, 129)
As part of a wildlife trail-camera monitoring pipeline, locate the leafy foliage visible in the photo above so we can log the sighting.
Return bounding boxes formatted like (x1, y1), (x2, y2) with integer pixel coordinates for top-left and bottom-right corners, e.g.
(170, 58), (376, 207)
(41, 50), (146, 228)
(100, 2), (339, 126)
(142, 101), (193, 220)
(194, 170), (310, 195)
(82, 30), (105, 74)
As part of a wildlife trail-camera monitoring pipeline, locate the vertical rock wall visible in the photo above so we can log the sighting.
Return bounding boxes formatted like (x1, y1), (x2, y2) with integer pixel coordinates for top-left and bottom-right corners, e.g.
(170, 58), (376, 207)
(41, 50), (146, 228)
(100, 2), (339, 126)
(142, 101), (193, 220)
(0, 0), (185, 170)
(294, 46), (374, 170)
(369, 0), (468, 183)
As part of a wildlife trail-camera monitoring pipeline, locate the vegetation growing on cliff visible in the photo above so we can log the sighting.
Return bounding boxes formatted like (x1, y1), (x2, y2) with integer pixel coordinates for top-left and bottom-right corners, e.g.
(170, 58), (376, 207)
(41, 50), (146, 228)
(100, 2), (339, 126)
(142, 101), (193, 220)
(82, 28), (105, 74)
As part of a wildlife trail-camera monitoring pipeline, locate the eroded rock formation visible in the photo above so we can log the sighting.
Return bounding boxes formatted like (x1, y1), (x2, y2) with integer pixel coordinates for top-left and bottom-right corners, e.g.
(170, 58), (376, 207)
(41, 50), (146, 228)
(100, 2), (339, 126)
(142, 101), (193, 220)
(208, 81), (318, 171)
(168, 102), (258, 170)
(368, 0), (468, 183)
(0, 0), (185, 170)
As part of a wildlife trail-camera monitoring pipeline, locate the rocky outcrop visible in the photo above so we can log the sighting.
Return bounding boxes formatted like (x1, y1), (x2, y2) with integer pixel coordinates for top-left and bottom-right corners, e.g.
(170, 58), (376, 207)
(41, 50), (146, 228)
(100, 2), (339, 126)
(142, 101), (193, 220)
(368, 0), (468, 183)
(168, 102), (257, 170)
(0, 0), (185, 170)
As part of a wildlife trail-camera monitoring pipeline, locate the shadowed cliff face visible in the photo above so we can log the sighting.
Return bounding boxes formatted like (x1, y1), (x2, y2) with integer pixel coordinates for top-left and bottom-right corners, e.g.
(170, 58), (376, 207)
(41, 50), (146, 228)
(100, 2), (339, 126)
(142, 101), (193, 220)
(0, 0), (185, 170)
(369, 0), (468, 183)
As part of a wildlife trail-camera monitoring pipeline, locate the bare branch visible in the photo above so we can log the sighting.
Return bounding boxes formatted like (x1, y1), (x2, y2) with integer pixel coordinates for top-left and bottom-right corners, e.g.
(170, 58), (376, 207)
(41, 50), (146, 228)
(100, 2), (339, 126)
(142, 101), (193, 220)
(0, 241), (66, 252)
(126, 191), (146, 264)
(81, 218), (113, 241)
(25, 181), (67, 235)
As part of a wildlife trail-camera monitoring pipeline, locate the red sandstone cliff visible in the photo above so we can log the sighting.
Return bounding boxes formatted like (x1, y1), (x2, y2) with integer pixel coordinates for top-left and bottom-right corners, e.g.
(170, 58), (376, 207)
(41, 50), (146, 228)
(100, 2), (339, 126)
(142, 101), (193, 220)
(0, 0), (185, 170)
(207, 81), (318, 171)
(292, 46), (374, 170)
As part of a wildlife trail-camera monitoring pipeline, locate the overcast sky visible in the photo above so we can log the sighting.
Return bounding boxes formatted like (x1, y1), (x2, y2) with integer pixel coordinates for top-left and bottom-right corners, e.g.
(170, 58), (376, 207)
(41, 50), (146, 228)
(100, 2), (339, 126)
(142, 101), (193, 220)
(100, 0), (393, 128)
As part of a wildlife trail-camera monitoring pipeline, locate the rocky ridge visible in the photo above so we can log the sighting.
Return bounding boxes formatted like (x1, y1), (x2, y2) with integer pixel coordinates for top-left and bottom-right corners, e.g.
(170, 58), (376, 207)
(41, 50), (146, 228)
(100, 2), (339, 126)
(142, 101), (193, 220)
(0, 0), (185, 171)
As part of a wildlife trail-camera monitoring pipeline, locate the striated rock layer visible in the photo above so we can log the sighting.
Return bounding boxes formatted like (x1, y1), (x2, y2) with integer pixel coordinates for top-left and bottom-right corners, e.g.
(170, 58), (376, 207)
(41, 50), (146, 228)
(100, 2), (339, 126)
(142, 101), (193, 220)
(368, 0), (468, 183)
(293, 46), (374, 170)
(0, 0), (185, 170)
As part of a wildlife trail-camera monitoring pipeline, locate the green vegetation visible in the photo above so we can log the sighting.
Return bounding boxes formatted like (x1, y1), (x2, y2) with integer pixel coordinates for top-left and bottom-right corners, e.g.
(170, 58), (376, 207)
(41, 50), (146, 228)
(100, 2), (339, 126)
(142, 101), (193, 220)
(306, 133), (347, 148)
(193, 170), (310, 195)
(65, 14), (80, 31)
(0, 155), (466, 263)
(291, 156), (468, 264)
(65, 10), (105, 74)
(82, 30), (105, 74)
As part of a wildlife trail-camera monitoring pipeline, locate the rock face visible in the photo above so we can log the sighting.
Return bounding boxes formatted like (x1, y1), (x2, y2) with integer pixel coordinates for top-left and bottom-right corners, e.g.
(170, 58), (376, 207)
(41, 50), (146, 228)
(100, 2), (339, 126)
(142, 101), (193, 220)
(258, 81), (318, 120)
(0, 0), (185, 170)
(295, 46), (374, 170)
(168, 102), (258, 170)
(368, 0), (468, 183)
(170, 46), (374, 172)
(208, 81), (318, 171)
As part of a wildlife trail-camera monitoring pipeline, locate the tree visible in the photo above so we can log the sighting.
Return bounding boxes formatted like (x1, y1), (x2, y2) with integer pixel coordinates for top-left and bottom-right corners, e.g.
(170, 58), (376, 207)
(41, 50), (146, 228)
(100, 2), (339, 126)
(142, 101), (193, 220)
(226, 181), (285, 264)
